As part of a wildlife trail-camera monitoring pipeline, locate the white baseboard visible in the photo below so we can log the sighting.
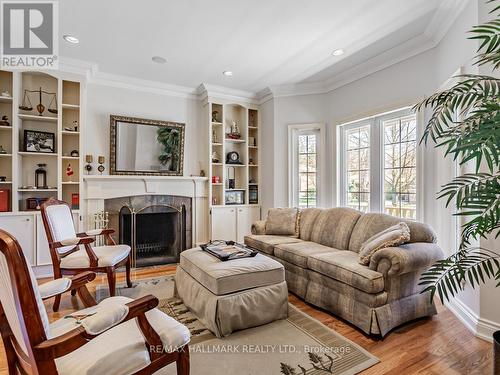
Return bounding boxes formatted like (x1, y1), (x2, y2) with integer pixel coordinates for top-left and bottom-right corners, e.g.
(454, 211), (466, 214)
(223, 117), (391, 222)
(446, 297), (500, 343)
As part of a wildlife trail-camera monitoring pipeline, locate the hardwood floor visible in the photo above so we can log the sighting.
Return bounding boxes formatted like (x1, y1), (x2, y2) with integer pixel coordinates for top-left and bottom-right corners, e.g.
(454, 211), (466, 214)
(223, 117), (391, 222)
(0, 266), (493, 374)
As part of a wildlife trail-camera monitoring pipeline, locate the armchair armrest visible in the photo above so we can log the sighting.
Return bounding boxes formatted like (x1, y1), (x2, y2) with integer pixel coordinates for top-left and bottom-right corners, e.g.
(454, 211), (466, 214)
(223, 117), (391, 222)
(369, 242), (444, 277)
(34, 295), (160, 360)
(77, 229), (115, 237)
(251, 220), (266, 235)
(40, 272), (97, 306)
(51, 236), (94, 249)
(77, 229), (117, 246)
(39, 278), (72, 299)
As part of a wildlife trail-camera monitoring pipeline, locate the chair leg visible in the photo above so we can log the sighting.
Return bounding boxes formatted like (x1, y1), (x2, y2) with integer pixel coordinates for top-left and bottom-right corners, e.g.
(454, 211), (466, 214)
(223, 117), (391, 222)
(125, 255), (133, 288)
(106, 267), (116, 297)
(176, 345), (190, 375)
(53, 268), (62, 312)
(53, 294), (61, 312)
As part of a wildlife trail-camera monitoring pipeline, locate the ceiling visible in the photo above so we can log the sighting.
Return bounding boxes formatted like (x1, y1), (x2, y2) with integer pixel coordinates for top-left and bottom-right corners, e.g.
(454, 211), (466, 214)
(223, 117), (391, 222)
(60, 0), (458, 94)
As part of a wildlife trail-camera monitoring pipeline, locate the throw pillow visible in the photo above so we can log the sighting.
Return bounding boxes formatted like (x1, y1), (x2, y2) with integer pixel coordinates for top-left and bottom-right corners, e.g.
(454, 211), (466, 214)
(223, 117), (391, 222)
(265, 208), (300, 237)
(358, 222), (410, 266)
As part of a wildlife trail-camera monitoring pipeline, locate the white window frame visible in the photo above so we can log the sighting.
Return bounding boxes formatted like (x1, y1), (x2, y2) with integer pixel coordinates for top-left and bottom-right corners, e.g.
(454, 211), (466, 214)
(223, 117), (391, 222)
(288, 123), (325, 208)
(339, 107), (423, 220)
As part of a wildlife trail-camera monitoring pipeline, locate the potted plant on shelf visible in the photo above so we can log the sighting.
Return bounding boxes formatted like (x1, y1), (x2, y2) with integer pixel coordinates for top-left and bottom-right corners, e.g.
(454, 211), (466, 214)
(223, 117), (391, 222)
(414, 0), (499, 370)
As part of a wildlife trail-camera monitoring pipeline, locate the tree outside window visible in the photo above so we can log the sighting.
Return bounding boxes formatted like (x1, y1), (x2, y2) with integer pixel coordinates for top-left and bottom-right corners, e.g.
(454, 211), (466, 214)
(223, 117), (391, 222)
(383, 115), (417, 219)
(298, 134), (317, 207)
(345, 126), (370, 212)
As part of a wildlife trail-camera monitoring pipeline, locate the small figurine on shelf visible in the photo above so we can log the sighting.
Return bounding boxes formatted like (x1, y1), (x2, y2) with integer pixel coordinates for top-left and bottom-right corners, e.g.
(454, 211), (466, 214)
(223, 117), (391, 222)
(1, 90), (11, 98)
(212, 111), (219, 123)
(85, 155), (93, 174)
(66, 164), (74, 182)
(211, 151), (220, 163)
(73, 120), (79, 132)
(212, 128), (219, 143)
(0, 116), (10, 126)
(97, 156), (105, 174)
(70, 150), (79, 157)
(0, 146), (6, 154)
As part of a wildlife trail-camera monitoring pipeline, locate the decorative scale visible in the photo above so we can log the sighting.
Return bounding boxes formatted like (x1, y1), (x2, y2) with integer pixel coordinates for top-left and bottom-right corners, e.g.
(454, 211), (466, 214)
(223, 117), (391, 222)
(19, 87), (58, 116)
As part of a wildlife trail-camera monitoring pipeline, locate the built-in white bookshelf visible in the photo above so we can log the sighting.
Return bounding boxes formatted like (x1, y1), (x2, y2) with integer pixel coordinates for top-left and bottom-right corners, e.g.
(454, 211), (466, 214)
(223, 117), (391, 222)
(208, 102), (260, 207)
(0, 70), (83, 213)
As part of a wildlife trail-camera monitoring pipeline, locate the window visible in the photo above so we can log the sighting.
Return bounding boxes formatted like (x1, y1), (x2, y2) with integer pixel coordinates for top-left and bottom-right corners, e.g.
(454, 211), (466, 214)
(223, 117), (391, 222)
(289, 124), (324, 208)
(340, 108), (419, 219)
(298, 133), (317, 207)
(345, 125), (370, 212)
(383, 115), (417, 218)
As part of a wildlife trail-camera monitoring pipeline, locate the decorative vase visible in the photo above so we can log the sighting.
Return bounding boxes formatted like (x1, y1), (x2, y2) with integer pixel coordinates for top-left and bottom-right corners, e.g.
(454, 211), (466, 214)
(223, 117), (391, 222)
(494, 331), (500, 374)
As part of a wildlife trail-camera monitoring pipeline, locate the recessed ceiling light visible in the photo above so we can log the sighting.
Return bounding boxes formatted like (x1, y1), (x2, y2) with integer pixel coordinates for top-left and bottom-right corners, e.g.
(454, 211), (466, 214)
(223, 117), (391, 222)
(152, 56), (167, 64)
(223, 71), (233, 77)
(332, 49), (344, 56)
(63, 34), (79, 44)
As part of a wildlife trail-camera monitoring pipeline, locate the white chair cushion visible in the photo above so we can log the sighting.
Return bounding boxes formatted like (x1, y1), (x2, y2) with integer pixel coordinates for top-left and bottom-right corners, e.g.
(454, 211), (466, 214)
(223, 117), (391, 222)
(44, 204), (77, 254)
(60, 245), (131, 268)
(52, 296), (190, 375)
(38, 277), (72, 299)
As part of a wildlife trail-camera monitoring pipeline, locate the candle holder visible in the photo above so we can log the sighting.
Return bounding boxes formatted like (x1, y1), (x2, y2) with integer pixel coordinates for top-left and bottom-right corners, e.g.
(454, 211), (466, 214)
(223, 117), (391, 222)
(97, 156), (105, 174)
(85, 155), (93, 174)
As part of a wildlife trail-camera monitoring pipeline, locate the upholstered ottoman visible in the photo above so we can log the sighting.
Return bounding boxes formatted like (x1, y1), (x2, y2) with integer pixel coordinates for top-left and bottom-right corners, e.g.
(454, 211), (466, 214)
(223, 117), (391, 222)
(175, 247), (288, 337)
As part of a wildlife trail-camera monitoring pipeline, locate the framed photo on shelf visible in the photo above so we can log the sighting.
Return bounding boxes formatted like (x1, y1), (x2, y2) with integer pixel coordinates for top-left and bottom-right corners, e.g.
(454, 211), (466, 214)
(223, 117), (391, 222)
(23, 130), (55, 153)
(225, 189), (245, 205)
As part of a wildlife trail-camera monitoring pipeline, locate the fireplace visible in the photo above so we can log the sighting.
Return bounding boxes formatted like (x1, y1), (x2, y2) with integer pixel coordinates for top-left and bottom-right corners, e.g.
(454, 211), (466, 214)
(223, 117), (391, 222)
(104, 195), (192, 267)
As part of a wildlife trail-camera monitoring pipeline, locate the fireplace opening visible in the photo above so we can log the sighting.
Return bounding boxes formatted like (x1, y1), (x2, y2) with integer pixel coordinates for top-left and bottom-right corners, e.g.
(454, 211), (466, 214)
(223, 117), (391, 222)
(119, 204), (187, 267)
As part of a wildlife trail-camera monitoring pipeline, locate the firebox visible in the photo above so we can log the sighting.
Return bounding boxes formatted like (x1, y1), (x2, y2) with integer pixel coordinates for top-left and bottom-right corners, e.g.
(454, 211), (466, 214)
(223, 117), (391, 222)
(105, 195), (192, 268)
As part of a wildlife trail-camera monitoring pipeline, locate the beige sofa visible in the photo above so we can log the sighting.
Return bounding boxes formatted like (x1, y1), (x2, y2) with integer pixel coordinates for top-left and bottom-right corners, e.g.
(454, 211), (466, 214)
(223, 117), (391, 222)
(244, 207), (444, 336)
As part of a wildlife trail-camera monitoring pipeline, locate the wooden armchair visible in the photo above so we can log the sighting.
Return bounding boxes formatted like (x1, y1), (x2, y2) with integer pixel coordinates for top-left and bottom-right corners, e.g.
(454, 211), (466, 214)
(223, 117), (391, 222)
(0, 229), (190, 375)
(40, 197), (132, 311)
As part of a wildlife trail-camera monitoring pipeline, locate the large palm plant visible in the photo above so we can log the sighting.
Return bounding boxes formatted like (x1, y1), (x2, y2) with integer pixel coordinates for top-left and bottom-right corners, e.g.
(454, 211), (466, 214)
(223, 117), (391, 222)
(414, 0), (500, 302)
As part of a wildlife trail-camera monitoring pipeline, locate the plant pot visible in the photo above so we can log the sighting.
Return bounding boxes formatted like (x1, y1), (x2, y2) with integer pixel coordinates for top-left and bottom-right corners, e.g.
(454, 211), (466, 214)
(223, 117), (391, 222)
(494, 331), (500, 374)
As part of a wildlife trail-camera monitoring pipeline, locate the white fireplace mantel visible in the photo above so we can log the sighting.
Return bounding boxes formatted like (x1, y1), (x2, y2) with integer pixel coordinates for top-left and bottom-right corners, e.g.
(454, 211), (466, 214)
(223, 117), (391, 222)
(83, 175), (209, 245)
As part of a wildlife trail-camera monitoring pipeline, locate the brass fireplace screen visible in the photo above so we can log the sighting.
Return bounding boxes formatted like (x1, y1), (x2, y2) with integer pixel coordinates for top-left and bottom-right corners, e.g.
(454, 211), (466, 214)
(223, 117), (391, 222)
(119, 203), (187, 268)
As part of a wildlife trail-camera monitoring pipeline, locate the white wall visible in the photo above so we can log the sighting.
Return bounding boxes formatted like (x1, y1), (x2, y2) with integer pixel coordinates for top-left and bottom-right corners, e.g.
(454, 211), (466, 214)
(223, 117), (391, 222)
(85, 83), (204, 177)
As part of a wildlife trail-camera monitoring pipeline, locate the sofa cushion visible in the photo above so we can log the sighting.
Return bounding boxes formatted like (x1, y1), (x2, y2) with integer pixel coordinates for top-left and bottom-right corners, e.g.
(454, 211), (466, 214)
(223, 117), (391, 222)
(179, 248), (284, 295)
(274, 241), (339, 268)
(358, 222), (410, 266)
(298, 208), (322, 241)
(349, 213), (437, 252)
(265, 208), (299, 236)
(244, 235), (303, 255)
(309, 208), (362, 250)
(307, 251), (385, 294)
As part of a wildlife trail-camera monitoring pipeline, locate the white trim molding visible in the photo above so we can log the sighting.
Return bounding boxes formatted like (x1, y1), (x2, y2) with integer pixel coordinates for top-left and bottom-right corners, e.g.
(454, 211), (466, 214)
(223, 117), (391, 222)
(446, 298), (500, 343)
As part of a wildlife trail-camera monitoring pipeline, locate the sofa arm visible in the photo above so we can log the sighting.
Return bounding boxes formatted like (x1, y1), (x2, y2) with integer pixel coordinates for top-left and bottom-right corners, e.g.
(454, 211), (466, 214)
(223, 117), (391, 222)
(369, 242), (444, 276)
(251, 220), (266, 235)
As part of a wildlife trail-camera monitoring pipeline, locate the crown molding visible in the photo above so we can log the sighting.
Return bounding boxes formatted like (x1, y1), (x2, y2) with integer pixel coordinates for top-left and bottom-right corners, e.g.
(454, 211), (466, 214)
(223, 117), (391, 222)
(197, 83), (260, 104)
(263, 0), (471, 99)
(89, 71), (198, 99)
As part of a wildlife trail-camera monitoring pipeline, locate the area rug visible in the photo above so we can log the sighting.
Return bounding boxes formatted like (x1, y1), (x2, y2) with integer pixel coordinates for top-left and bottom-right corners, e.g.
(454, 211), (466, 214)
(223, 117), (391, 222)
(95, 276), (379, 375)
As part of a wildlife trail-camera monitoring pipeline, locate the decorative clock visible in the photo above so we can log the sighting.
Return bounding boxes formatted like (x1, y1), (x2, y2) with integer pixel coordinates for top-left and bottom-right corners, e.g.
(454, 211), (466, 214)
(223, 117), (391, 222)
(226, 151), (242, 164)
